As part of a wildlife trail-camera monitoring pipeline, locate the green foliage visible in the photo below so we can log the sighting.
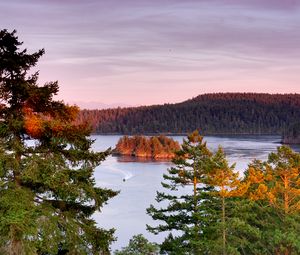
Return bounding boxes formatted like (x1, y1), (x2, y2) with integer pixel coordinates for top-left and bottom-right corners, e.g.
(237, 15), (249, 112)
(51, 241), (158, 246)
(147, 132), (280, 255)
(0, 29), (118, 254)
(114, 234), (159, 255)
(284, 122), (300, 138)
(147, 131), (217, 254)
(243, 146), (300, 255)
(78, 93), (300, 135)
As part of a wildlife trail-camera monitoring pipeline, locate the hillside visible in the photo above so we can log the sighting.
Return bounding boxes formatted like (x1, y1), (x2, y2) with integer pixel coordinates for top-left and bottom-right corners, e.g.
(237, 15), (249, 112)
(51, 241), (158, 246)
(282, 122), (300, 144)
(78, 93), (300, 135)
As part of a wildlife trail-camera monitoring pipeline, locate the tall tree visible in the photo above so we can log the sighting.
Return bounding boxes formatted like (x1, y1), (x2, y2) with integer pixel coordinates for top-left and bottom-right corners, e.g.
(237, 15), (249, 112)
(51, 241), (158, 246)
(244, 146), (300, 255)
(147, 133), (262, 254)
(0, 29), (118, 254)
(146, 131), (215, 254)
(206, 148), (255, 255)
(207, 148), (238, 255)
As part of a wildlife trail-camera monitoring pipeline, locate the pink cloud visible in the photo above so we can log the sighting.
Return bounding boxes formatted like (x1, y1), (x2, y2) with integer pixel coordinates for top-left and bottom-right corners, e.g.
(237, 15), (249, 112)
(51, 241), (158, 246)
(1, 0), (300, 106)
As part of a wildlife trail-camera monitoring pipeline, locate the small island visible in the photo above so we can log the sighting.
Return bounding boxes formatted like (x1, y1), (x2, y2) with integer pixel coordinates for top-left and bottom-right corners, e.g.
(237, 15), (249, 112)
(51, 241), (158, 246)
(113, 135), (180, 159)
(282, 123), (300, 144)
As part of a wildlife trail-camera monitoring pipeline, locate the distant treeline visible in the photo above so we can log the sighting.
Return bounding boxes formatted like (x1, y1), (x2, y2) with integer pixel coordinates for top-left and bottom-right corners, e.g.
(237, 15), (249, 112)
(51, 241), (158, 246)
(114, 135), (180, 159)
(78, 93), (300, 135)
(282, 122), (300, 144)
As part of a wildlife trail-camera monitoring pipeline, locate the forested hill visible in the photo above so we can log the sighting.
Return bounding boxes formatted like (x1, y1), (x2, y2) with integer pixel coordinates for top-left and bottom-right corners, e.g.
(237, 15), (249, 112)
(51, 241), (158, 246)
(78, 93), (300, 135)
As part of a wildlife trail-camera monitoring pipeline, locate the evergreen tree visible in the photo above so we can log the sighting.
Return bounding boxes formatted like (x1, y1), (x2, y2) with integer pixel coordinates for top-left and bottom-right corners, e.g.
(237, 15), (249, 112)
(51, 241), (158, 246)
(78, 93), (300, 135)
(207, 148), (239, 255)
(114, 135), (179, 159)
(244, 146), (300, 255)
(147, 133), (262, 254)
(146, 131), (215, 254)
(151, 137), (164, 158)
(114, 234), (159, 255)
(0, 29), (118, 254)
(205, 148), (259, 255)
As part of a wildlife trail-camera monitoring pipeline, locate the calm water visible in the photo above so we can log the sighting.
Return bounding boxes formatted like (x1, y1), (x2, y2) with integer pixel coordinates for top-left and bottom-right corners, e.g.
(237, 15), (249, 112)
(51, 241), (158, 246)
(91, 135), (300, 251)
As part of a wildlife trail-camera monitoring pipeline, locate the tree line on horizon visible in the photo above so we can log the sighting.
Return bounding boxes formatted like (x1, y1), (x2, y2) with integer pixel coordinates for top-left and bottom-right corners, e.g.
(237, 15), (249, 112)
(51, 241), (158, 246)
(78, 93), (300, 135)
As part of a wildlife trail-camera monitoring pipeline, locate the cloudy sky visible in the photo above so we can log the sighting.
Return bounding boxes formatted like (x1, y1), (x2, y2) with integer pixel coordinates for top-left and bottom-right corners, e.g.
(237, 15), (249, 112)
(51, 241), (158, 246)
(1, 0), (300, 108)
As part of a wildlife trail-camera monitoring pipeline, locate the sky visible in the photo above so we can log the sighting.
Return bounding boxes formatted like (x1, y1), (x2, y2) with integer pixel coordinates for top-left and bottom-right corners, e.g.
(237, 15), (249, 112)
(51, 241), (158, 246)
(1, 0), (300, 108)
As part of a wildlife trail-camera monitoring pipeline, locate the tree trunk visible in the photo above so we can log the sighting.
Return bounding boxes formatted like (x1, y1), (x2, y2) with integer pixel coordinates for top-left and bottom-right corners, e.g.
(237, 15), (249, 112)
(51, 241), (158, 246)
(222, 195), (226, 255)
(9, 137), (23, 254)
(8, 240), (23, 255)
(283, 175), (289, 215)
(8, 226), (24, 255)
(193, 161), (199, 254)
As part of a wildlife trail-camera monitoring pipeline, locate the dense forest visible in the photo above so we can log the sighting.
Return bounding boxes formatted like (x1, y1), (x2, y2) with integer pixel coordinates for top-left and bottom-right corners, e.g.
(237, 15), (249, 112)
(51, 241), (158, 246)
(283, 122), (300, 144)
(78, 93), (300, 135)
(114, 135), (180, 159)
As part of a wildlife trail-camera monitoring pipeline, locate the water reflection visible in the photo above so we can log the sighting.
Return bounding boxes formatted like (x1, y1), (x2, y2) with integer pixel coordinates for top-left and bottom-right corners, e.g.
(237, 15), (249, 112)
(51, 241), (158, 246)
(115, 155), (173, 163)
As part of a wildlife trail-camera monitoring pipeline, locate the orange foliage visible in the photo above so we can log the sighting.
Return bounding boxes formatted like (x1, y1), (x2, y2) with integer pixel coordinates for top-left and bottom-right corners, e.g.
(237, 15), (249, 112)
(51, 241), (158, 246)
(23, 107), (44, 138)
(249, 184), (268, 201)
(65, 105), (80, 122)
(23, 105), (82, 139)
(245, 162), (300, 214)
(247, 167), (265, 184)
(231, 182), (249, 197)
(208, 167), (245, 199)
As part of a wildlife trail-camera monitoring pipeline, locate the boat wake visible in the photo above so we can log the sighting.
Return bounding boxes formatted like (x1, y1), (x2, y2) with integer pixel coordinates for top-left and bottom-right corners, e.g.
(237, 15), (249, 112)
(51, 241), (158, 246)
(106, 164), (134, 181)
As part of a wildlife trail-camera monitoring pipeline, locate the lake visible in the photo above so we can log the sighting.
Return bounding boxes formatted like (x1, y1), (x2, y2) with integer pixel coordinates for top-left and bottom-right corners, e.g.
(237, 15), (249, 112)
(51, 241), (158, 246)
(91, 135), (300, 251)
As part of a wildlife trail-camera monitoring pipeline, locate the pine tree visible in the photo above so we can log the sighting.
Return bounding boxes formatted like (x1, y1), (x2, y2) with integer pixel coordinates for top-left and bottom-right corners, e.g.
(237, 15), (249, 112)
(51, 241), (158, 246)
(146, 131), (215, 254)
(114, 234), (159, 255)
(150, 137), (164, 158)
(207, 148), (239, 255)
(147, 132), (263, 254)
(244, 146), (300, 255)
(0, 29), (118, 254)
(205, 148), (257, 255)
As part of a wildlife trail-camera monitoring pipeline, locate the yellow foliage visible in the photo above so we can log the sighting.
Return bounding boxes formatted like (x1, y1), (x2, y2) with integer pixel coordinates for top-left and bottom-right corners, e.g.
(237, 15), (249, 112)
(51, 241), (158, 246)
(247, 167), (265, 184)
(245, 161), (300, 214)
(249, 184), (268, 201)
(267, 191), (276, 204)
(231, 182), (249, 197)
(208, 168), (243, 198)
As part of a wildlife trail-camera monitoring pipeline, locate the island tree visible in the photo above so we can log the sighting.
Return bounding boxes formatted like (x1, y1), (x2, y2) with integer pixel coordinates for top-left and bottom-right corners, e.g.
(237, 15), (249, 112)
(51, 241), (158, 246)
(0, 29), (118, 254)
(114, 135), (180, 159)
